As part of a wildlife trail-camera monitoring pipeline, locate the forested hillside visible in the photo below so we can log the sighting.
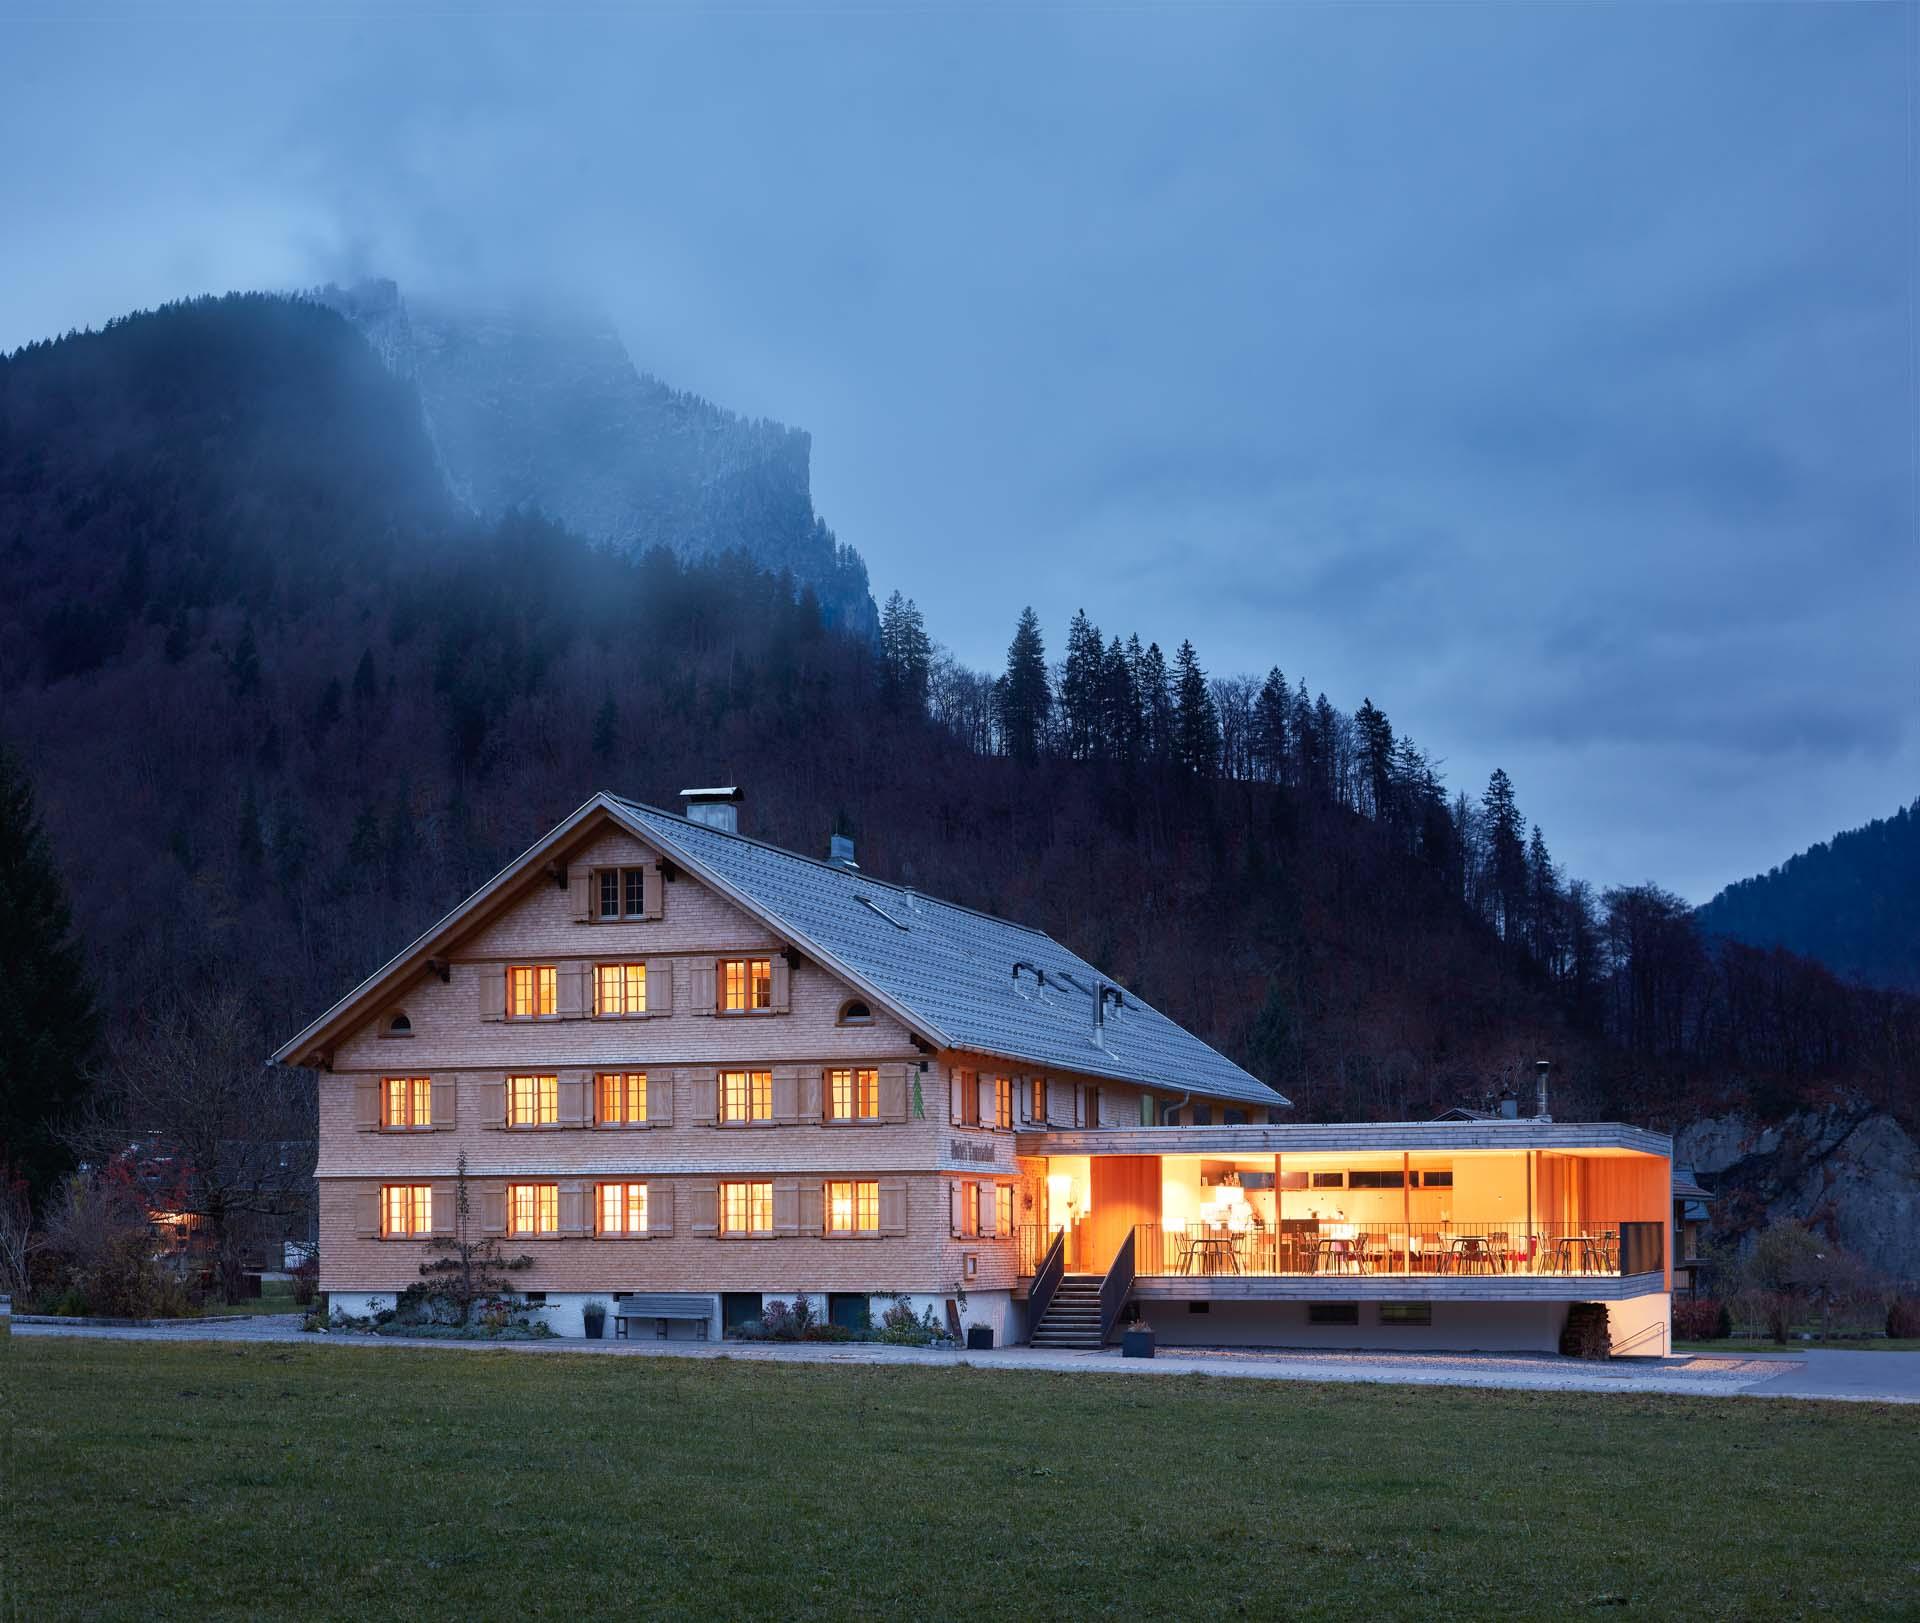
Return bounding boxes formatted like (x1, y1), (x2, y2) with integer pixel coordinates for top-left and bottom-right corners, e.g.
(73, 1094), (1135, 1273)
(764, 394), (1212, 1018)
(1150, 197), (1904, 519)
(2, 295), (1914, 1162)
(1697, 802), (1920, 993)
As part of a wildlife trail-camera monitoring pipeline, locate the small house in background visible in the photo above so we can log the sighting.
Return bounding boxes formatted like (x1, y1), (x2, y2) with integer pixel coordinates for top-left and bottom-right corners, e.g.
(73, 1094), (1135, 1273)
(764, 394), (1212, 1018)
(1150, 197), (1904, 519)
(1672, 1163), (1714, 1296)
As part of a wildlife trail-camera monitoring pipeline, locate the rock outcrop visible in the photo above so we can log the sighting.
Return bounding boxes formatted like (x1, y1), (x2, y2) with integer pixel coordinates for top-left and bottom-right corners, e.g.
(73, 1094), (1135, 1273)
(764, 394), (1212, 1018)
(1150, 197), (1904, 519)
(313, 279), (876, 637)
(1678, 1103), (1920, 1284)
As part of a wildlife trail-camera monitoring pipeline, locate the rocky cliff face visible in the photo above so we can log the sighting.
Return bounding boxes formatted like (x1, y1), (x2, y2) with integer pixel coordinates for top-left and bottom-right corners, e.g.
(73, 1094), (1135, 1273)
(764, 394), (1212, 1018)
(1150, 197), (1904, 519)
(315, 279), (876, 637)
(1679, 1103), (1920, 1284)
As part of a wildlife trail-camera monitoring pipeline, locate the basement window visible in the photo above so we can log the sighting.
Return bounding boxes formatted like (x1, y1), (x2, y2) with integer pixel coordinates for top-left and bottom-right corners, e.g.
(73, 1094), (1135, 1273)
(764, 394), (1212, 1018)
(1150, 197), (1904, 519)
(1379, 1303), (1432, 1327)
(1308, 1303), (1360, 1326)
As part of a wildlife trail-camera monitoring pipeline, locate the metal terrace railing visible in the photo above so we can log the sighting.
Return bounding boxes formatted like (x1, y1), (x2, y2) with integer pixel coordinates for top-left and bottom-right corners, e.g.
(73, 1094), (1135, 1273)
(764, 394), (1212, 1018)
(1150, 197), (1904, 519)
(1118, 1220), (1664, 1280)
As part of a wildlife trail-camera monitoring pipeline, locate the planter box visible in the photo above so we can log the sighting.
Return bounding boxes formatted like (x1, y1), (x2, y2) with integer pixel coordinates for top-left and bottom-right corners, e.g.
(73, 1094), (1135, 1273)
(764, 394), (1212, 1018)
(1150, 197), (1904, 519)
(583, 1318), (606, 1340)
(966, 1325), (994, 1350)
(1122, 1328), (1156, 1359)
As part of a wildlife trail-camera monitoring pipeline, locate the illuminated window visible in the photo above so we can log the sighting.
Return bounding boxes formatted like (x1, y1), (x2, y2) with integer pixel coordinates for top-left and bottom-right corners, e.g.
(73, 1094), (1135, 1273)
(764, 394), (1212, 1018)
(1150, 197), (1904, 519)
(507, 1073), (558, 1127)
(596, 1072), (648, 1126)
(382, 1076), (432, 1129)
(720, 1180), (773, 1234)
(598, 1182), (649, 1234)
(995, 1185), (1014, 1238)
(1030, 1077), (1047, 1121)
(382, 1184), (431, 1237)
(994, 1076), (1013, 1129)
(956, 1070), (980, 1126)
(594, 962), (647, 1016)
(957, 1181), (980, 1237)
(828, 1180), (880, 1234)
(827, 1067), (879, 1122)
(720, 1070), (772, 1123)
(508, 1183), (559, 1235)
(506, 965), (556, 1019)
(720, 957), (772, 1013)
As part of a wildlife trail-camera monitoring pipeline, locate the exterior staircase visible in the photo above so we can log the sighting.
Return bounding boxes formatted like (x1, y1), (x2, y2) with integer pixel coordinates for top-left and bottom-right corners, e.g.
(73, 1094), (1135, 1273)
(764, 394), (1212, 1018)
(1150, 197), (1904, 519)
(1030, 1275), (1106, 1350)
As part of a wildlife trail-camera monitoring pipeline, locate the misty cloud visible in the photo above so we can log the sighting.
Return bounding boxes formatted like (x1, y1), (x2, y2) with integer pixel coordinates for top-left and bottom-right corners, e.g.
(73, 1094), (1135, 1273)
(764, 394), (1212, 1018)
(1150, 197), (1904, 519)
(1, 0), (1911, 902)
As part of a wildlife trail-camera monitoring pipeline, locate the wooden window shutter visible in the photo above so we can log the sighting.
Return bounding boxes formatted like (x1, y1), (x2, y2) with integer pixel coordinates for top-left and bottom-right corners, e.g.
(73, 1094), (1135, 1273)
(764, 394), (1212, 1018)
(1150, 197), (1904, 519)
(480, 965), (506, 1022)
(642, 864), (664, 919)
(431, 1075), (458, 1130)
(800, 1068), (823, 1122)
(691, 960), (717, 1015)
(879, 1065), (908, 1124)
(479, 1079), (506, 1127)
(690, 1183), (719, 1236)
(977, 1074), (997, 1130)
(557, 1071), (589, 1127)
(429, 1181), (456, 1236)
(354, 1189), (381, 1238)
(650, 1183), (673, 1236)
(771, 1068), (801, 1125)
(949, 1181), (966, 1236)
(949, 1070), (964, 1126)
(645, 1073), (674, 1126)
(557, 963), (588, 1019)
(879, 1178), (908, 1236)
(558, 1182), (589, 1235)
(800, 1181), (824, 1236)
(1086, 1087), (1101, 1128)
(646, 958), (673, 1014)
(773, 1180), (800, 1237)
(770, 956), (791, 1013)
(568, 867), (593, 922)
(481, 1190), (507, 1235)
(354, 1081), (380, 1131)
(975, 1183), (992, 1237)
(689, 1070), (717, 1124)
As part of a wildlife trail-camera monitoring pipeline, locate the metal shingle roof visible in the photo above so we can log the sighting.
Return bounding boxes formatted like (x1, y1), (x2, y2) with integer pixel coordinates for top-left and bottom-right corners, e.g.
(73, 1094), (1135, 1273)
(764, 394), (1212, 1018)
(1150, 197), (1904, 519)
(609, 797), (1287, 1110)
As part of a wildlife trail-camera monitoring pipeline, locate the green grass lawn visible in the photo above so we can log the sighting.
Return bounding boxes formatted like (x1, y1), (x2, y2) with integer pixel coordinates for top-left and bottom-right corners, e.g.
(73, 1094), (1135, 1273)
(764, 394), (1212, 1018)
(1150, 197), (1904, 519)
(204, 1283), (302, 1317)
(7, 1340), (1915, 1620)
(1676, 1338), (1920, 1354)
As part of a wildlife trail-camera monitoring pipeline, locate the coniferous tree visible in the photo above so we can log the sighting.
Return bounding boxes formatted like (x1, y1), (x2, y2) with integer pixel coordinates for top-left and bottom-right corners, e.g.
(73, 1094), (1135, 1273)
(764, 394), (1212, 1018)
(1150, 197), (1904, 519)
(1355, 698), (1395, 822)
(1172, 640), (1220, 779)
(0, 746), (98, 1206)
(996, 607), (1051, 763)
(351, 648), (379, 716)
(1100, 634), (1140, 767)
(878, 591), (933, 715)
(1527, 823), (1560, 969)
(1481, 768), (1527, 941)
(1133, 640), (1172, 766)
(591, 695), (619, 760)
(1060, 609), (1105, 761)
(1253, 668), (1290, 784)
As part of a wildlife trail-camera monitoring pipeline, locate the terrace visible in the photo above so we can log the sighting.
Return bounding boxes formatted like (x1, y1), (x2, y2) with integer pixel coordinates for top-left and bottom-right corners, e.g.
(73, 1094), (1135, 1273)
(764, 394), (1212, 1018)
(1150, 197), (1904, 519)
(1012, 1121), (1672, 1308)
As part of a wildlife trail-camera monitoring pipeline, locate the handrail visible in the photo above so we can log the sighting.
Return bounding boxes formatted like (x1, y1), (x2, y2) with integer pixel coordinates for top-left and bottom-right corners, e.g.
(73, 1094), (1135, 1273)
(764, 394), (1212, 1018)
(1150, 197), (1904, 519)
(1097, 1227), (1137, 1347)
(1026, 1226), (1066, 1342)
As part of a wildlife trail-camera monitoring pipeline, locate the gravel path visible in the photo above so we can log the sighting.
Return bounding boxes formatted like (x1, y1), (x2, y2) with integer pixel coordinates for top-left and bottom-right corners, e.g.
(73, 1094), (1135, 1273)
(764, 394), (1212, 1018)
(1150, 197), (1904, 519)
(15, 1314), (1902, 1400)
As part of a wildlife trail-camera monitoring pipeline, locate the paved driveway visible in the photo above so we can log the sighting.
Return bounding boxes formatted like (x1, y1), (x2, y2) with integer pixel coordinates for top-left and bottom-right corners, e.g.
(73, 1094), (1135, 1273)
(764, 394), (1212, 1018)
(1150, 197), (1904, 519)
(16, 1314), (1915, 1401)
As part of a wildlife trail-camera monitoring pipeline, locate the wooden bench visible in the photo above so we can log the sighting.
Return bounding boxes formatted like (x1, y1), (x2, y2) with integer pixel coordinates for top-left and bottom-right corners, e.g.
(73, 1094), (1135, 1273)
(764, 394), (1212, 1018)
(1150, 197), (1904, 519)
(612, 1294), (715, 1341)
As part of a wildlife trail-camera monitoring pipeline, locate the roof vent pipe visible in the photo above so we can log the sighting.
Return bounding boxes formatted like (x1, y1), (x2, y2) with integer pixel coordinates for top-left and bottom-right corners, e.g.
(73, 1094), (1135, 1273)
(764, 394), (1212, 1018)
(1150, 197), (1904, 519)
(1093, 983), (1122, 1048)
(680, 787), (742, 834)
(828, 833), (858, 870)
(1497, 1091), (1519, 1120)
(1534, 1059), (1552, 1123)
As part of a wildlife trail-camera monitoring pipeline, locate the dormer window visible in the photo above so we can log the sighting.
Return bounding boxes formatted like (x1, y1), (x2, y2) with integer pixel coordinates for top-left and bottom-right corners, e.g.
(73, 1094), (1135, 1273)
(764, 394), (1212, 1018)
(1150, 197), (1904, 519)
(837, 999), (873, 1027)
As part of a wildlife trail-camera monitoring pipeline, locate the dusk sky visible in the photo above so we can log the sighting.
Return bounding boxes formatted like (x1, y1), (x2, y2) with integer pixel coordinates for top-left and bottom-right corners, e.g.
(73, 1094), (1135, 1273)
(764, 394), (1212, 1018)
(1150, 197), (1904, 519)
(4, 1), (1913, 904)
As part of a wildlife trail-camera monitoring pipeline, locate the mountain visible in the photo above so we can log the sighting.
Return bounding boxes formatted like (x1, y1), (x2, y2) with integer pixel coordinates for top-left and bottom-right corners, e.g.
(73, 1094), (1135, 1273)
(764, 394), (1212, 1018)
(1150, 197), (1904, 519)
(3, 293), (1916, 1217)
(1697, 801), (1920, 993)
(314, 279), (876, 637)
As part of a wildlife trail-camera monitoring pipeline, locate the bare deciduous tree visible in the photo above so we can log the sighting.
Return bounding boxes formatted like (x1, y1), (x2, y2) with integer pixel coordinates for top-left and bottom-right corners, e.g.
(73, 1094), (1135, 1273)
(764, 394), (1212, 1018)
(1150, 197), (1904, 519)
(74, 990), (315, 1301)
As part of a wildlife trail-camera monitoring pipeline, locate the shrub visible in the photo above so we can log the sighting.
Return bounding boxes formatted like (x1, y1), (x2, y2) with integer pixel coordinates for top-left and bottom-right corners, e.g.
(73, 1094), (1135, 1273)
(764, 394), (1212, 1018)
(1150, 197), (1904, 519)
(760, 1298), (794, 1338)
(1888, 1297), (1920, 1340)
(290, 1256), (320, 1307)
(1672, 1298), (1731, 1341)
(801, 1322), (853, 1342)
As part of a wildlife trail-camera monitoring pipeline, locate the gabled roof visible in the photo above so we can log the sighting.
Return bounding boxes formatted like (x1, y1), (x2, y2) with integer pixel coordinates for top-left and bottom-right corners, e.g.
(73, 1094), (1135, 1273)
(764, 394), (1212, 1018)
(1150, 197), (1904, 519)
(273, 792), (1286, 1109)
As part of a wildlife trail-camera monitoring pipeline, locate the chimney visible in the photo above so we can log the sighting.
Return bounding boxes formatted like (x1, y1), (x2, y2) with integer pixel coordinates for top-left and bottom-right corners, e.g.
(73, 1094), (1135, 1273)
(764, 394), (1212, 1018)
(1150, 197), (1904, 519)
(828, 833), (858, 871)
(1534, 1059), (1552, 1123)
(1497, 1090), (1519, 1120)
(679, 786), (742, 834)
